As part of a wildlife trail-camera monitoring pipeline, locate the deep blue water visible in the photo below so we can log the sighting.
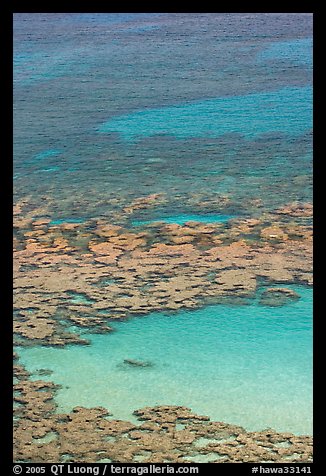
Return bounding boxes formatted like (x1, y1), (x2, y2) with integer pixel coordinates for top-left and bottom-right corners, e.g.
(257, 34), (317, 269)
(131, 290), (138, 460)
(14, 13), (312, 220)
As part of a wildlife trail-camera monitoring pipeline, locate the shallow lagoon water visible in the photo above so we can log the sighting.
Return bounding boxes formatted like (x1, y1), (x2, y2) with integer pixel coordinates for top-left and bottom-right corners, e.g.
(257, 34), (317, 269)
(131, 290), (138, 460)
(17, 285), (312, 435)
(131, 214), (236, 226)
(98, 86), (312, 142)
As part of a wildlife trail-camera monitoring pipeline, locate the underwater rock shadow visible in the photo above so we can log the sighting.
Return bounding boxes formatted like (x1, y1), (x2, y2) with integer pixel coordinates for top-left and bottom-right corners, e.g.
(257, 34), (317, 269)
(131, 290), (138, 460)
(116, 358), (155, 370)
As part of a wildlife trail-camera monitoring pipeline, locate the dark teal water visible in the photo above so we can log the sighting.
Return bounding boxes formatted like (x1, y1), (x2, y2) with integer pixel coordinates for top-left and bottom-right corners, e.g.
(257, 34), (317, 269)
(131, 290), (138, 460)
(14, 13), (312, 221)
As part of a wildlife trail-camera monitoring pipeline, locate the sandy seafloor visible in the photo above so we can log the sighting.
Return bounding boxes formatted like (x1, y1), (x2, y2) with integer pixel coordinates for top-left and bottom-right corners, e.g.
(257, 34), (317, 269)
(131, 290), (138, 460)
(13, 13), (313, 463)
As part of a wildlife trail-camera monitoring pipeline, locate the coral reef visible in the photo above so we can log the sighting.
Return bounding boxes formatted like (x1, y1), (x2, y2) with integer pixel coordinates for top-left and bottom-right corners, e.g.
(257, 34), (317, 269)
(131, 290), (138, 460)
(13, 198), (312, 346)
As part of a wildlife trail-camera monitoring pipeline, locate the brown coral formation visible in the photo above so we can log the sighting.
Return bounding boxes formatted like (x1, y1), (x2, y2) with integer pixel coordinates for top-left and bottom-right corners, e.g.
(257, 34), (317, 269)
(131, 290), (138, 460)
(13, 198), (313, 346)
(123, 193), (167, 214)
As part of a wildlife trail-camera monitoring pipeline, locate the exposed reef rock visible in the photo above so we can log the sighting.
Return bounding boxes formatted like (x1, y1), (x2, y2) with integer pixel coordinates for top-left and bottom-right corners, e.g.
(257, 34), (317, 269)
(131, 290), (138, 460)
(13, 199), (312, 347)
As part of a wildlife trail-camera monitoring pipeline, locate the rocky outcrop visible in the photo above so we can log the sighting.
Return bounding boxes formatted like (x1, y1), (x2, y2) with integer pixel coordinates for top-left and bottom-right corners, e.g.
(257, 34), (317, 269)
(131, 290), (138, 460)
(13, 198), (312, 346)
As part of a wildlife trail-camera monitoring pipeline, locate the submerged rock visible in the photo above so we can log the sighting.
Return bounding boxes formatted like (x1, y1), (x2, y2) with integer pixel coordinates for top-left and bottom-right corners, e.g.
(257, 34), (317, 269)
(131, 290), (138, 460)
(34, 368), (53, 376)
(123, 358), (154, 368)
(259, 288), (300, 307)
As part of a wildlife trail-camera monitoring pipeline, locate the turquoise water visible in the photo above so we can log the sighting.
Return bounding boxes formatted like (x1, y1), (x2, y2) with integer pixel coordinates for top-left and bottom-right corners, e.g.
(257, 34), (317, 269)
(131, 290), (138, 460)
(49, 218), (86, 226)
(257, 38), (313, 66)
(16, 285), (312, 435)
(98, 86), (312, 142)
(131, 214), (235, 226)
(33, 149), (63, 161)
